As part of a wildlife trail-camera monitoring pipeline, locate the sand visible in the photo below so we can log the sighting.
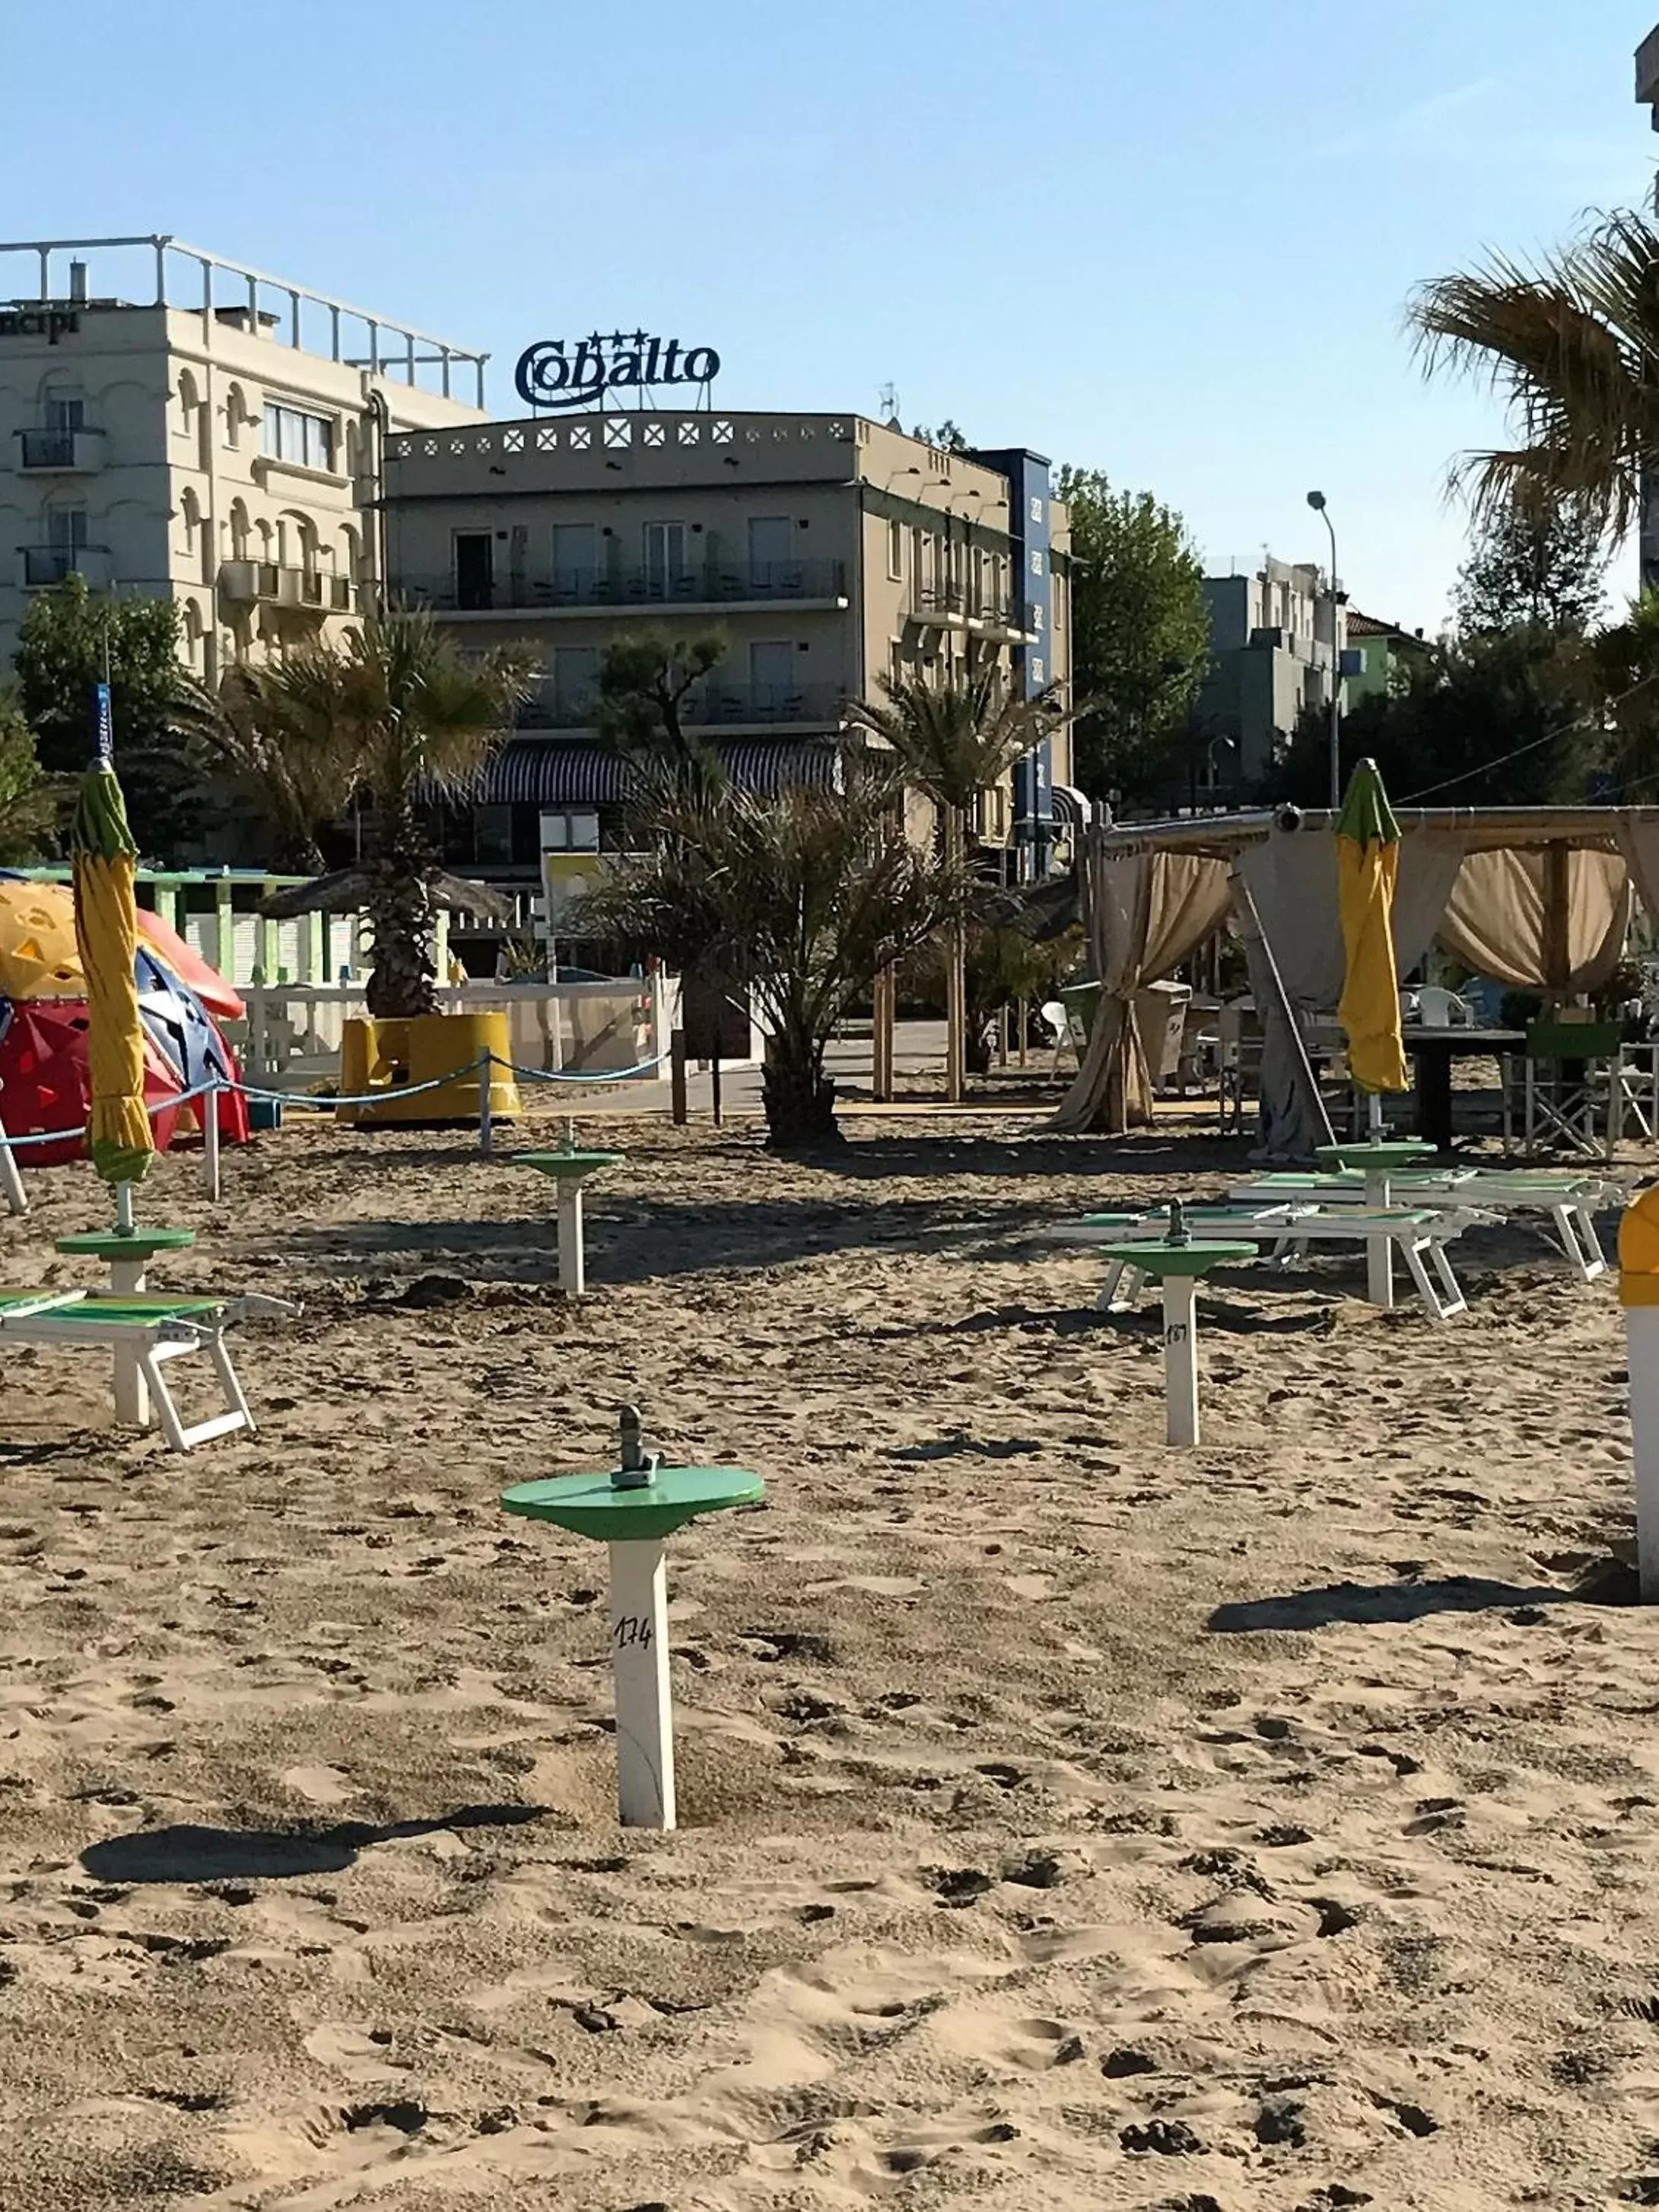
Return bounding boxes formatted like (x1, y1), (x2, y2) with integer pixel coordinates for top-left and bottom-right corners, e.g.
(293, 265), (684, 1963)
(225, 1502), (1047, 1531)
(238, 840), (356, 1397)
(0, 1102), (1654, 2210)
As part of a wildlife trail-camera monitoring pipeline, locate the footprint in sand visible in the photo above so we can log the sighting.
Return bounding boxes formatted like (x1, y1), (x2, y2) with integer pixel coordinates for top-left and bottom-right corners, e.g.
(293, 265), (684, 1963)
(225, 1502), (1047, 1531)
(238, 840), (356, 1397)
(281, 1764), (356, 1806)
(303, 2023), (412, 2080)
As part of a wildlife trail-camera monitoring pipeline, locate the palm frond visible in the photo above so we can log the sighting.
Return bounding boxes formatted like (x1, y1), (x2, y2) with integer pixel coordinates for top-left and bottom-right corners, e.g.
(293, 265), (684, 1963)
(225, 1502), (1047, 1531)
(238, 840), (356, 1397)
(1408, 208), (1659, 536)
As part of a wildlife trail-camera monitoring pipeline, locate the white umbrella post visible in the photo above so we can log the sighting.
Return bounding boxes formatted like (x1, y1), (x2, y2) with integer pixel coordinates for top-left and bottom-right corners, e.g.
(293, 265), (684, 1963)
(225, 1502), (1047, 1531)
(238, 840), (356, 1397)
(1315, 1136), (1438, 1309)
(512, 1134), (625, 1298)
(52, 1225), (198, 1430)
(1094, 1200), (1257, 1448)
(501, 1406), (764, 1828)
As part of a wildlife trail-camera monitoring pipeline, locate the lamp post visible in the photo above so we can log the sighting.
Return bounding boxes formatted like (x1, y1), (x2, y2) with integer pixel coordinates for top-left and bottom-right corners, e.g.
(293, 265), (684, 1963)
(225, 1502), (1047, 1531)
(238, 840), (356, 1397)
(1306, 490), (1343, 809)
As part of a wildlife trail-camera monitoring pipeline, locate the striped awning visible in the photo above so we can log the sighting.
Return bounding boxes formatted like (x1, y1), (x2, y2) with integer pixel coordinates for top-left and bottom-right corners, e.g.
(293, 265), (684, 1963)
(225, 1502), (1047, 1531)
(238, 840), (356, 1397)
(1050, 783), (1090, 830)
(484, 740), (844, 807)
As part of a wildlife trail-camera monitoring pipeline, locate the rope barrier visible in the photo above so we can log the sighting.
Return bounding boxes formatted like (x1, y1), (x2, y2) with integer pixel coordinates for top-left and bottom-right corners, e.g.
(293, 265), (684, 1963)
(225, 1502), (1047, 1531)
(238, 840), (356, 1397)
(0, 1040), (681, 1152)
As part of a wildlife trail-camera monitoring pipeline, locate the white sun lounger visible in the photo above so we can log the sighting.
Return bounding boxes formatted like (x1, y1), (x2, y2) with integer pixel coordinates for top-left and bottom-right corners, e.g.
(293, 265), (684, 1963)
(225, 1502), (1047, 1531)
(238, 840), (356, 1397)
(0, 1289), (292, 1452)
(1228, 1169), (1614, 1284)
(1046, 1203), (1488, 1324)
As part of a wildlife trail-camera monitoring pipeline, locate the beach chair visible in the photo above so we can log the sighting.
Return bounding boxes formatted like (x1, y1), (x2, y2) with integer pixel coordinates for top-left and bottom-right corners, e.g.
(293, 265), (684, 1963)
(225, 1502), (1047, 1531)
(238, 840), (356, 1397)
(1228, 1168), (1614, 1284)
(1046, 1202), (1486, 1324)
(0, 1288), (289, 1451)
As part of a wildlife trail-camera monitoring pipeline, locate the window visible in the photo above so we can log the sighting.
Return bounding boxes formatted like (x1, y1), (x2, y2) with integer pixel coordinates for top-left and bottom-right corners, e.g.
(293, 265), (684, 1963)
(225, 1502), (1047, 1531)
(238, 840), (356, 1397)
(46, 504), (87, 551)
(748, 516), (794, 586)
(475, 806), (514, 866)
(261, 402), (335, 472)
(539, 811), (600, 853)
(44, 393), (84, 434)
(750, 640), (798, 707)
(552, 646), (601, 722)
(887, 518), (904, 580)
(551, 523), (597, 600)
(642, 520), (690, 596)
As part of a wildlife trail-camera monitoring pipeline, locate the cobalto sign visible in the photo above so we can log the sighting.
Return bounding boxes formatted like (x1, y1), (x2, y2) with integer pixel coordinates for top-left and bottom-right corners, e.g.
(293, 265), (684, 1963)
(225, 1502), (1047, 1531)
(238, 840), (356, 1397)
(513, 329), (720, 412)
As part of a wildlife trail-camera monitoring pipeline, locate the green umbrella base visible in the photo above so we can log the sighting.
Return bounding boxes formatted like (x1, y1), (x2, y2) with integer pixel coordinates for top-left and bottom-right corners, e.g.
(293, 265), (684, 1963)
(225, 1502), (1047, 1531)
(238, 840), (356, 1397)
(501, 1464), (763, 1543)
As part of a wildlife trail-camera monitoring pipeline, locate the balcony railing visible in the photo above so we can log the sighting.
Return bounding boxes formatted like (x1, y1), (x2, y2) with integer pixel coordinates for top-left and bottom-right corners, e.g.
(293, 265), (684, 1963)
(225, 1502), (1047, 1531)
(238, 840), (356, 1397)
(398, 560), (849, 615)
(518, 682), (847, 732)
(220, 560), (356, 612)
(19, 545), (112, 588)
(16, 427), (105, 472)
(908, 581), (1024, 631)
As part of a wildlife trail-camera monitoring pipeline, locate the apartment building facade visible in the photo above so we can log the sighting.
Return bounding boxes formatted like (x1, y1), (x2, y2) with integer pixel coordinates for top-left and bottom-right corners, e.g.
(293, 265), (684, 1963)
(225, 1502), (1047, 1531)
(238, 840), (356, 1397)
(378, 408), (1072, 878)
(1197, 552), (1347, 786)
(0, 235), (486, 681)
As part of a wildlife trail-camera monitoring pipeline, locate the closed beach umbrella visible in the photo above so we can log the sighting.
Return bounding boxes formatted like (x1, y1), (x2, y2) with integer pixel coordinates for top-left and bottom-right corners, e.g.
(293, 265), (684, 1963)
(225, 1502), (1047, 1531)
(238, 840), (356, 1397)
(1336, 756), (1409, 1098)
(71, 761), (154, 1191)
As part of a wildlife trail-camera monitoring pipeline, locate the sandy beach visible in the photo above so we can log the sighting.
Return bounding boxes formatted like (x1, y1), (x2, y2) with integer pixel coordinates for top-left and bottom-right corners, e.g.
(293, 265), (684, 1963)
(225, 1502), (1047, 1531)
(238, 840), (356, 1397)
(0, 1102), (1653, 2210)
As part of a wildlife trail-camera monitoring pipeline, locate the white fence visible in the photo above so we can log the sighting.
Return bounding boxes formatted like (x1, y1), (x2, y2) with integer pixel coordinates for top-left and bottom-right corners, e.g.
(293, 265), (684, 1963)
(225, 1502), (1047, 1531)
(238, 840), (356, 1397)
(230, 977), (672, 1092)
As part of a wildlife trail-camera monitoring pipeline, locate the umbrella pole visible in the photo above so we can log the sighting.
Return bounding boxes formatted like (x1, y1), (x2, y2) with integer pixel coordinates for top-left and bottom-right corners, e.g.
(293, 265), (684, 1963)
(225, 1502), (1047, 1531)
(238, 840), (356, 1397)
(115, 1181), (135, 1235)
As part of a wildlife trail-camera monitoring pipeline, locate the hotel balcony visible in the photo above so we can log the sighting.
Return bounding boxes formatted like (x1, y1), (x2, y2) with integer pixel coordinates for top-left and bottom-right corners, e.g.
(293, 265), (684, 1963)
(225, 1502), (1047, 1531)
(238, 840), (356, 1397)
(396, 560), (850, 620)
(517, 681), (847, 734)
(18, 544), (113, 589)
(906, 581), (1034, 644)
(15, 427), (105, 474)
(220, 560), (358, 612)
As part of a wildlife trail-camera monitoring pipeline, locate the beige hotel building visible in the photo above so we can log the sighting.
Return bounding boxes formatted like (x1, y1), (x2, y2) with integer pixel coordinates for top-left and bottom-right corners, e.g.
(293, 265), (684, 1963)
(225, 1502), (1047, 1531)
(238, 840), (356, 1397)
(380, 401), (1073, 882)
(0, 234), (486, 682)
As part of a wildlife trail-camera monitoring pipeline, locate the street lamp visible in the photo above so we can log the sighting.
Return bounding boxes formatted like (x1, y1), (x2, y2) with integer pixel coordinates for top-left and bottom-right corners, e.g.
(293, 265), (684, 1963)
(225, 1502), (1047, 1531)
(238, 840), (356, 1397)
(1306, 489), (1343, 809)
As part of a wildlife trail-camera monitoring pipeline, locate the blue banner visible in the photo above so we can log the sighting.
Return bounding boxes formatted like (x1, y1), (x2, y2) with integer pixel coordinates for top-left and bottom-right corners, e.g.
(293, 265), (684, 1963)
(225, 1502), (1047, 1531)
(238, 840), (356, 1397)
(94, 682), (113, 764)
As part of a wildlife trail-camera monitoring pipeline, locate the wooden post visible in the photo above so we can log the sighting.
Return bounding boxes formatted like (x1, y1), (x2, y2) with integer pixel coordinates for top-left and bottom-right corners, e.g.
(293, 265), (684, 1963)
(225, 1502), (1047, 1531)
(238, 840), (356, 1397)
(710, 1049), (723, 1129)
(669, 1028), (688, 1125)
(871, 968), (895, 1102)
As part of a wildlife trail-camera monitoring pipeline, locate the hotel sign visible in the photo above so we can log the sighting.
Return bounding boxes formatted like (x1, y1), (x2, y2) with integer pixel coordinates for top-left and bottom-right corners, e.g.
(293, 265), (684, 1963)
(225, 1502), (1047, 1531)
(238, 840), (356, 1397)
(514, 329), (720, 412)
(0, 308), (78, 343)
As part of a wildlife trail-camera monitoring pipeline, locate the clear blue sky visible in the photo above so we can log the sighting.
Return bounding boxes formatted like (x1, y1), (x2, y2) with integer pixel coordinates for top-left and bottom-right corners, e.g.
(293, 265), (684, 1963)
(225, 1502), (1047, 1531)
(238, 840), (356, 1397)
(2, 0), (1652, 629)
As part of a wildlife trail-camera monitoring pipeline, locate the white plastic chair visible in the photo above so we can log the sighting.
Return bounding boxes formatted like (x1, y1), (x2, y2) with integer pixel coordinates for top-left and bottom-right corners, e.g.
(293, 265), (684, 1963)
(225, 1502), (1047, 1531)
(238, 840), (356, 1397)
(1416, 986), (1474, 1028)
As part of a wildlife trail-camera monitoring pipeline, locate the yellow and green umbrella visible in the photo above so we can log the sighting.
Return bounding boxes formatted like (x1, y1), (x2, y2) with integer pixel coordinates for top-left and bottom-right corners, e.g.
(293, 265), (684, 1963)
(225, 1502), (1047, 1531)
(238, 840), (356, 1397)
(1336, 756), (1409, 1098)
(70, 762), (153, 1190)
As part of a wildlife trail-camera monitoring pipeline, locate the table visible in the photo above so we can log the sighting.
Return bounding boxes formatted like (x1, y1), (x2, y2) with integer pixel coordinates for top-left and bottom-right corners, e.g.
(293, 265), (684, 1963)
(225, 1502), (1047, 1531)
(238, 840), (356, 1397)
(1399, 1028), (1528, 1152)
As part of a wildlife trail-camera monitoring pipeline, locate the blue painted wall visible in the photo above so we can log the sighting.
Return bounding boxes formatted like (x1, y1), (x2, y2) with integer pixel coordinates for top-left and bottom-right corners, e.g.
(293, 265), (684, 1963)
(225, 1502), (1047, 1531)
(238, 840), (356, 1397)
(971, 446), (1053, 872)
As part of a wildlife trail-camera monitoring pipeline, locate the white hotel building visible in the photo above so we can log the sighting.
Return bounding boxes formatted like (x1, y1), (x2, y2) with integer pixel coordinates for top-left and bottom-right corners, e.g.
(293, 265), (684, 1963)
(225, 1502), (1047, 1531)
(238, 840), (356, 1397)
(0, 234), (486, 680)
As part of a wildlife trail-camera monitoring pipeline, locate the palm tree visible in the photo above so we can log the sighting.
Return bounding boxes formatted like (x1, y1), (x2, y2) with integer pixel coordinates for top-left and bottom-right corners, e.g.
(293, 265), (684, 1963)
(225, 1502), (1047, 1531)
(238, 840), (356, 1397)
(1409, 204), (1659, 536)
(844, 669), (1073, 1099)
(182, 663), (354, 874)
(574, 769), (967, 1149)
(258, 611), (538, 1016)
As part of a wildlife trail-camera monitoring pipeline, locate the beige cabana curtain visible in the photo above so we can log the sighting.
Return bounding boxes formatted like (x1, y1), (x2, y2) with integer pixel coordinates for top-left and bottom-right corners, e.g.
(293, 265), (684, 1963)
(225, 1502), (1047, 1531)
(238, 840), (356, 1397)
(1237, 827), (1469, 1156)
(1436, 848), (1631, 992)
(1051, 847), (1232, 1133)
(1615, 820), (1659, 942)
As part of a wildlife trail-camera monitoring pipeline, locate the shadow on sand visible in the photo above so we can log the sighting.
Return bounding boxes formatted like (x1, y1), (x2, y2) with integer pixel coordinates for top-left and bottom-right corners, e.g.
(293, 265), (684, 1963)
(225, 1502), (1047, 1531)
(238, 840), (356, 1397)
(80, 1803), (548, 1884)
(1208, 1567), (1635, 1635)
